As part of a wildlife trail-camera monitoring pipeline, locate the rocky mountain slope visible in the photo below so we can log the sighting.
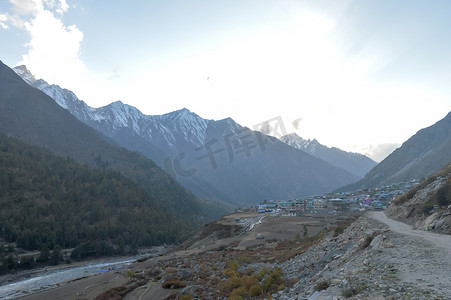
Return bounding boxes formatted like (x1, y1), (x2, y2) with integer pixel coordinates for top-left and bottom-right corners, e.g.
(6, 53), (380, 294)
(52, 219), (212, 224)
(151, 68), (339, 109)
(386, 162), (451, 235)
(13, 65), (360, 207)
(280, 133), (377, 178)
(0, 60), (203, 225)
(338, 111), (451, 191)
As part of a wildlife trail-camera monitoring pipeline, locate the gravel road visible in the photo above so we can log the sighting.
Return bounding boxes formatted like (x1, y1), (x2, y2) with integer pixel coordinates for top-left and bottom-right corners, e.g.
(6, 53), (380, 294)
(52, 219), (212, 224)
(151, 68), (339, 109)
(369, 211), (451, 255)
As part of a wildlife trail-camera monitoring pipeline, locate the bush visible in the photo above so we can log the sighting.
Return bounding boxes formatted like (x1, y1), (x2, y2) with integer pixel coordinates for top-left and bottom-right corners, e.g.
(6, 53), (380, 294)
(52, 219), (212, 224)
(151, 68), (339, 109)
(162, 279), (187, 289)
(361, 233), (376, 249)
(315, 279), (330, 291)
(420, 204), (434, 215)
(221, 263), (285, 299)
(332, 220), (353, 237)
(342, 286), (359, 298)
(248, 284), (263, 297)
(435, 180), (451, 207)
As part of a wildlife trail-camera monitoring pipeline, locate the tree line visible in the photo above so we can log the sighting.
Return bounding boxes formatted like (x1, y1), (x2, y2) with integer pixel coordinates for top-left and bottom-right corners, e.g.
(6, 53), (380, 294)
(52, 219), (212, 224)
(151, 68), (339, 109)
(0, 134), (195, 273)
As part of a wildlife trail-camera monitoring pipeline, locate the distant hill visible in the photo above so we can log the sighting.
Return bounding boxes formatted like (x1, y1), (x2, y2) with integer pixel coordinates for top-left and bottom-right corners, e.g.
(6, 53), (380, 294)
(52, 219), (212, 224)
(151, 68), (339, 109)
(0, 133), (189, 256)
(280, 133), (377, 178)
(13, 65), (360, 206)
(0, 60), (204, 227)
(338, 111), (451, 191)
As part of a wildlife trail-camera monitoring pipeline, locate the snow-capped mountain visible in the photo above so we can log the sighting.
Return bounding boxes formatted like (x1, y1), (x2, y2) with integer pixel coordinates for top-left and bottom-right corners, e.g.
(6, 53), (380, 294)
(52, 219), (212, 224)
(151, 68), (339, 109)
(280, 133), (377, 178)
(14, 65), (360, 206)
(280, 134), (322, 154)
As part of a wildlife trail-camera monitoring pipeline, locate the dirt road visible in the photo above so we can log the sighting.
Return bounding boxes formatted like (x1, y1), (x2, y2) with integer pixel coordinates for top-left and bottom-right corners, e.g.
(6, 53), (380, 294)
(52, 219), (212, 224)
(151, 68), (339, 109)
(369, 211), (451, 255)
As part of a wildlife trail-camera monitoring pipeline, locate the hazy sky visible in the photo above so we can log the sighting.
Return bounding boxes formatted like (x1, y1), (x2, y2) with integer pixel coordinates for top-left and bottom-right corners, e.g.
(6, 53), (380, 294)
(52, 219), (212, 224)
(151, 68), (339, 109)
(1, 0), (451, 161)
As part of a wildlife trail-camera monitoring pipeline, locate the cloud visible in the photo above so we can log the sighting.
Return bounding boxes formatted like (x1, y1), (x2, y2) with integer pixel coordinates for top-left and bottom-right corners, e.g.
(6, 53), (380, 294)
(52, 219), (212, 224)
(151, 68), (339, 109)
(1, 0), (86, 93)
(20, 9), (85, 85)
(0, 14), (9, 28)
(360, 143), (400, 163)
(10, 0), (43, 17)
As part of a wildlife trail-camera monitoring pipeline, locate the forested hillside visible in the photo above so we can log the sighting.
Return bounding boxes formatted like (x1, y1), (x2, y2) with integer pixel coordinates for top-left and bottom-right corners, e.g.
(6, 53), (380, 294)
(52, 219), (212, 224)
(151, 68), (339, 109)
(0, 134), (192, 262)
(0, 60), (205, 223)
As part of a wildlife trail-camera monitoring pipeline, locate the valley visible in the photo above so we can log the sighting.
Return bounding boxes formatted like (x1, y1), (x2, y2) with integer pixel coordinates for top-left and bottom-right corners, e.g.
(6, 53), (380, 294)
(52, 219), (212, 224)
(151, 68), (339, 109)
(0, 59), (450, 300)
(10, 208), (451, 300)
(12, 210), (352, 300)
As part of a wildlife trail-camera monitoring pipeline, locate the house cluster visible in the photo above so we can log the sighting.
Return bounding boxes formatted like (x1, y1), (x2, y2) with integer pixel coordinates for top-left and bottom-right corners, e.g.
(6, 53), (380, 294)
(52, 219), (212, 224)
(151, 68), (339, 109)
(254, 179), (420, 215)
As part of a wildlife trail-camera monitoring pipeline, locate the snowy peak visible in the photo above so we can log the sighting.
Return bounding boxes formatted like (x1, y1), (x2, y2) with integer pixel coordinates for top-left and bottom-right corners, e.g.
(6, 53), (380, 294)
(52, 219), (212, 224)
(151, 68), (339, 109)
(10, 63), (363, 205)
(13, 65), (81, 110)
(158, 108), (209, 144)
(106, 101), (144, 121)
(161, 108), (205, 125)
(13, 65), (37, 85)
(94, 101), (146, 132)
(12, 65), (211, 147)
(280, 133), (317, 153)
(280, 133), (377, 178)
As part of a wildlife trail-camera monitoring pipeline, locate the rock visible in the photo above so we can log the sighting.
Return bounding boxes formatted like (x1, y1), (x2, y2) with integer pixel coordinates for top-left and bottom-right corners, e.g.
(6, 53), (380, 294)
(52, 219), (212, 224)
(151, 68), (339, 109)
(369, 235), (383, 249)
(177, 269), (192, 279)
(308, 290), (323, 300)
(256, 233), (265, 239)
(384, 242), (394, 248)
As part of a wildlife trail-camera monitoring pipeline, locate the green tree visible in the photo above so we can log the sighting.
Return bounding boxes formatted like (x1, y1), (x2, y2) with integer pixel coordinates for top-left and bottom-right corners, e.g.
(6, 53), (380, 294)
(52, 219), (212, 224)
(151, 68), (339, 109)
(49, 245), (62, 265)
(36, 246), (50, 263)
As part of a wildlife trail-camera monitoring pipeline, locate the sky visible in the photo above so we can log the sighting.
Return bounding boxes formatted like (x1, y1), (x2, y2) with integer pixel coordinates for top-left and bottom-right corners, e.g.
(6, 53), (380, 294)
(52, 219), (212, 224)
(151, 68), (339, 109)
(1, 0), (451, 162)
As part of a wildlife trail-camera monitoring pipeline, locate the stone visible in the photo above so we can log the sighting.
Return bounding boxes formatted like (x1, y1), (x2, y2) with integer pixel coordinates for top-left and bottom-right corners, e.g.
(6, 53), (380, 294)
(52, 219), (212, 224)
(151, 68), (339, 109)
(384, 242), (394, 248)
(178, 269), (192, 279)
(308, 290), (323, 300)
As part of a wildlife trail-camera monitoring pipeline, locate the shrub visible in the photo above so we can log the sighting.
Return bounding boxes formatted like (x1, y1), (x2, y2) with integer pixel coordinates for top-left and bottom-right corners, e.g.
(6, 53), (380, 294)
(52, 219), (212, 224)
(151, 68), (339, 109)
(222, 264), (285, 299)
(249, 284), (263, 297)
(315, 279), (330, 291)
(332, 220), (353, 237)
(435, 180), (451, 207)
(162, 279), (187, 289)
(420, 204), (434, 215)
(361, 233), (376, 249)
(342, 286), (359, 298)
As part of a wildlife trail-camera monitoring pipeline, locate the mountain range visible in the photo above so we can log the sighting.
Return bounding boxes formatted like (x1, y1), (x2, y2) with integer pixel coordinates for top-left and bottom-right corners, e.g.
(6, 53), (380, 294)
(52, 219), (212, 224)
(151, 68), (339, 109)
(0, 60), (203, 225)
(338, 111), (451, 191)
(279, 133), (377, 178)
(12, 64), (451, 204)
(13, 65), (362, 206)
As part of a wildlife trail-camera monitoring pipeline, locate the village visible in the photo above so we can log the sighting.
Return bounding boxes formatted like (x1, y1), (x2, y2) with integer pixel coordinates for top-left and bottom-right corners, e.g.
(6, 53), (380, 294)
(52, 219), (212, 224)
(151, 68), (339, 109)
(250, 179), (420, 215)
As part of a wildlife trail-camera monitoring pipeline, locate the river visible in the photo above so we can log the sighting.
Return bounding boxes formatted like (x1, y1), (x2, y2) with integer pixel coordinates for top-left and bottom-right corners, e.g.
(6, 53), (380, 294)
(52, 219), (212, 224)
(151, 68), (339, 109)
(0, 255), (139, 299)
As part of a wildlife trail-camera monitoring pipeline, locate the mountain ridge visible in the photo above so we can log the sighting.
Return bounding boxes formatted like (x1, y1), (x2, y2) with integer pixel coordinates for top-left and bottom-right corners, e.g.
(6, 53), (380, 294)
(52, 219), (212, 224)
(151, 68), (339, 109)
(1, 60), (204, 225)
(13, 65), (360, 206)
(280, 133), (377, 178)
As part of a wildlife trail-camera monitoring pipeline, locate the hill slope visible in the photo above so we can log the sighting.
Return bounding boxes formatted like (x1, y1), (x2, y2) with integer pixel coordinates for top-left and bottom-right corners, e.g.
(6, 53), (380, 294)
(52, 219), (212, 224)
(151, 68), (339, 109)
(0, 133), (190, 256)
(338, 111), (451, 191)
(0, 60), (203, 225)
(386, 162), (451, 235)
(13, 65), (360, 205)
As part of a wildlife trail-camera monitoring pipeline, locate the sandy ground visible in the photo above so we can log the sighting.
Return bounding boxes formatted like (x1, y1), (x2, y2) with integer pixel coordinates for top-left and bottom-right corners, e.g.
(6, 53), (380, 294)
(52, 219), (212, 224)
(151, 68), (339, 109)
(19, 270), (126, 300)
